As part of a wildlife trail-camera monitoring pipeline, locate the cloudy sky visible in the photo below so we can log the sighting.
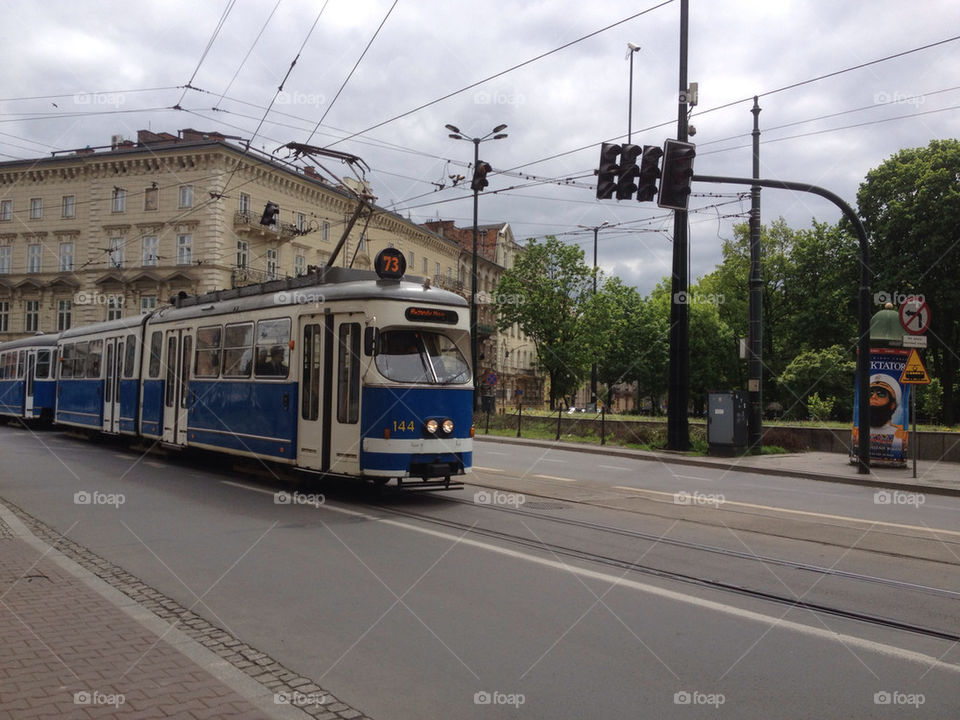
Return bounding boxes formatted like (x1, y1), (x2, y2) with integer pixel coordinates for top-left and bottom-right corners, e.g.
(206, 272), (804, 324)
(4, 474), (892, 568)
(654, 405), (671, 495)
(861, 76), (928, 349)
(2, 0), (958, 293)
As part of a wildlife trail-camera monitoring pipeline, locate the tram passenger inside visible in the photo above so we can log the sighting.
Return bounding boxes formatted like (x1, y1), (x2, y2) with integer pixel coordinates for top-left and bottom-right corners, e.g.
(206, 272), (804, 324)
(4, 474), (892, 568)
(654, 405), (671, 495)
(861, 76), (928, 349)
(257, 345), (289, 377)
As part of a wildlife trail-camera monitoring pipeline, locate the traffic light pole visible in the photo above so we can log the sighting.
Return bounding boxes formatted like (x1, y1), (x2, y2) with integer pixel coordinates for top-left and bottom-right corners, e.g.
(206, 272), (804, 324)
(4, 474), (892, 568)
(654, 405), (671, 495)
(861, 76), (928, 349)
(666, 0), (690, 450)
(693, 173), (872, 474)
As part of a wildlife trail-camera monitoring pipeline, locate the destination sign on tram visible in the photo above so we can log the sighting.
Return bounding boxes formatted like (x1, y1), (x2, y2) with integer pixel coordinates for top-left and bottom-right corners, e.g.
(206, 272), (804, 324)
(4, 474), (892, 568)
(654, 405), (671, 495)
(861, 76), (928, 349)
(405, 307), (459, 324)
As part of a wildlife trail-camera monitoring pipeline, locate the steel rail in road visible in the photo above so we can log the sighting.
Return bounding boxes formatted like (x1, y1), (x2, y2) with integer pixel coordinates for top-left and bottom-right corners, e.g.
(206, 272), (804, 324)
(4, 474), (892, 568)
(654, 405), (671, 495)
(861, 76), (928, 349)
(429, 494), (960, 599)
(355, 497), (960, 644)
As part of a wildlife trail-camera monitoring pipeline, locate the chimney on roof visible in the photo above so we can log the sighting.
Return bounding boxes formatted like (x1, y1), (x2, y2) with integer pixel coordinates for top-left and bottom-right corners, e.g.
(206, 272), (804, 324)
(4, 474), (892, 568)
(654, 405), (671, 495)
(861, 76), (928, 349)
(304, 166), (319, 178)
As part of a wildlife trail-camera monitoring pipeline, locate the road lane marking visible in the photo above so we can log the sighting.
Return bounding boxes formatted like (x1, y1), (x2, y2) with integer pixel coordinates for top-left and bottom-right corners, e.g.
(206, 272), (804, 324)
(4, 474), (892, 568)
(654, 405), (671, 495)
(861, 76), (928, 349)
(598, 465), (631, 471)
(307, 500), (960, 673)
(533, 474), (577, 483)
(485, 451), (509, 456)
(472, 466), (505, 473)
(612, 486), (960, 538)
(222, 480), (277, 496)
(674, 474), (714, 483)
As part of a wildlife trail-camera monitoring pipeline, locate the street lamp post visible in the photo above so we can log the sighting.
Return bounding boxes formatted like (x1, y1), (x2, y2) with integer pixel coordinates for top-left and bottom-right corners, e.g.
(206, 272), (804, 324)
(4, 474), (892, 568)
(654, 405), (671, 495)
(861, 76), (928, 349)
(578, 221), (609, 408)
(445, 123), (508, 412)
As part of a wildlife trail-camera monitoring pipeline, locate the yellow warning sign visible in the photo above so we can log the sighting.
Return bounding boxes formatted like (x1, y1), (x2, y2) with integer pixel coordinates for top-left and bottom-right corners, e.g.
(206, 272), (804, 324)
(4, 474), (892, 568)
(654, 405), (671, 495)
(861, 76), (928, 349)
(899, 349), (930, 385)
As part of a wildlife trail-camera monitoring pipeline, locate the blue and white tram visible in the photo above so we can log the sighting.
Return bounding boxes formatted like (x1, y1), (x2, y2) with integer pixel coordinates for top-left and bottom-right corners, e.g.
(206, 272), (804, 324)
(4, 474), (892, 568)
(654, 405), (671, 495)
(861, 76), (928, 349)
(56, 315), (148, 434)
(0, 333), (58, 423)
(141, 257), (473, 485)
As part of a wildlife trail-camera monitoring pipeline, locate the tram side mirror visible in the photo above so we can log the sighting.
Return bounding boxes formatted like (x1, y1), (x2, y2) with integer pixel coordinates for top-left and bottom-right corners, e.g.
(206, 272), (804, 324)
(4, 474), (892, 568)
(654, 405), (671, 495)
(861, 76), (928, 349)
(364, 327), (379, 356)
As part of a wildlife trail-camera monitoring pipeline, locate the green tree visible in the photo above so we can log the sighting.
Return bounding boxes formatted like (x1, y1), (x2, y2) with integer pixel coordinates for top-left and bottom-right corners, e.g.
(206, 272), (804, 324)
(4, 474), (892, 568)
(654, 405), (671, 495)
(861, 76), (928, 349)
(649, 279), (737, 415)
(495, 236), (594, 408)
(777, 345), (855, 420)
(857, 139), (960, 423)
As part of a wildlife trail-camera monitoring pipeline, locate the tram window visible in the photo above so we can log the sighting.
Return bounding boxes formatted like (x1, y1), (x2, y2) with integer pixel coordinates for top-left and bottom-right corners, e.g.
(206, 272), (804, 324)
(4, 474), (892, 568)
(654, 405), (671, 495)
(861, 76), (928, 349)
(36, 350), (51, 379)
(75, 342), (89, 379)
(0, 352), (7, 379)
(195, 325), (222, 378)
(255, 318), (291, 378)
(223, 322), (253, 377)
(17, 350), (25, 379)
(422, 333), (470, 384)
(374, 330), (469, 384)
(301, 324), (322, 421)
(148, 331), (162, 378)
(337, 323), (360, 424)
(124, 334), (137, 378)
(87, 339), (103, 379)
(180, 336), (192, 408)
(59, 344), (73, 378)
(165, 336), (177, 407)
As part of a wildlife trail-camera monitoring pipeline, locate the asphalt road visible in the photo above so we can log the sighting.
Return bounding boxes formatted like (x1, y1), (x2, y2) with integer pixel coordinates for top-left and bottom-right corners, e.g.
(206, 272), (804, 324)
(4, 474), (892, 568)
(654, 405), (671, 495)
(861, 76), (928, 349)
(1, 424), (959, 719)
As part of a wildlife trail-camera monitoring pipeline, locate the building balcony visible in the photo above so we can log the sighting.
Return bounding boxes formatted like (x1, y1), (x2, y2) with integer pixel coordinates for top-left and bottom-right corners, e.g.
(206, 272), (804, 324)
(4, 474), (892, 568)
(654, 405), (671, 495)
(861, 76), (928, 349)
(234, 211), (298, 238)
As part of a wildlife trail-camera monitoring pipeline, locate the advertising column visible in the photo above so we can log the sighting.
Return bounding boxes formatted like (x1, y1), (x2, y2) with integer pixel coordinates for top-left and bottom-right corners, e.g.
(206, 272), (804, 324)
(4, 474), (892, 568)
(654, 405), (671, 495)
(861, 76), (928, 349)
(850, 348), (911, 466)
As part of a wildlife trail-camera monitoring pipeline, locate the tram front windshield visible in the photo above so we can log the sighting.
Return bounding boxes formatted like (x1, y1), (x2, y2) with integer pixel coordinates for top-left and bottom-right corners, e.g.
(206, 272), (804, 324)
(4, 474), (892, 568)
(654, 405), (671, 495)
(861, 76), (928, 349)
(375, 330), (470, 384)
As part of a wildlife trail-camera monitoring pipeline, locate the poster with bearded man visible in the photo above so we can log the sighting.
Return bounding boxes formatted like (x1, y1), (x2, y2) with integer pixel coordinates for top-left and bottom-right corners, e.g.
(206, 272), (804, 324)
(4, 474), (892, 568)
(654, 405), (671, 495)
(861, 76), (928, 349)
(850, 349), (911, 466)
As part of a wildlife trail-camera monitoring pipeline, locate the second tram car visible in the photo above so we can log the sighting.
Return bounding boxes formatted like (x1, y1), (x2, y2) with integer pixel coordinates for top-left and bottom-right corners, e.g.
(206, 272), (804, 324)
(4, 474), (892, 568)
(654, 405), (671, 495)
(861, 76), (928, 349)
(0, 333), (58, 423)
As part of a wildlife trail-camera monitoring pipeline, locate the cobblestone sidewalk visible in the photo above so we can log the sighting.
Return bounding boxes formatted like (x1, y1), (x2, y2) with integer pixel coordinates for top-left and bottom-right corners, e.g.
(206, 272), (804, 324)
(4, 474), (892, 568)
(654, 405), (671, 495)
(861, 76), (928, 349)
(0, 501), (371, 720)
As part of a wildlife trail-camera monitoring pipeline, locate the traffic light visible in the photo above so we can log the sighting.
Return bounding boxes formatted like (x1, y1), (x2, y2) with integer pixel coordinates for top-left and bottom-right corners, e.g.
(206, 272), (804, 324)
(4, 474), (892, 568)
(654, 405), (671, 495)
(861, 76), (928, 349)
(657, 139), (696, 210)
(259, 201), (280, 226)
(616, 144), (641, 200)
(636, 145), (663, 202)
(471, 161), (492, 192)
(595, 143), (621, 200)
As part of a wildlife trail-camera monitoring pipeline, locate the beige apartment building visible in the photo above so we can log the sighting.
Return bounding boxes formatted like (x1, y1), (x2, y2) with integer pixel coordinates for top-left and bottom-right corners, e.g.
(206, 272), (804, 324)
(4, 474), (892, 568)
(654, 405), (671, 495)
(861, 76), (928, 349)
(0, 128), (461, 337)
(423, 220), (544, 408)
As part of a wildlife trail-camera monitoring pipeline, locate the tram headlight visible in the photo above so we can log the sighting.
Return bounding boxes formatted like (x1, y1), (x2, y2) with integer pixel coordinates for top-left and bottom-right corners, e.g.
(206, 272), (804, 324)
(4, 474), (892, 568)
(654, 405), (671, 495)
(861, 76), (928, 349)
(425, 419), (439, 435)
(441, 418), (454, 435)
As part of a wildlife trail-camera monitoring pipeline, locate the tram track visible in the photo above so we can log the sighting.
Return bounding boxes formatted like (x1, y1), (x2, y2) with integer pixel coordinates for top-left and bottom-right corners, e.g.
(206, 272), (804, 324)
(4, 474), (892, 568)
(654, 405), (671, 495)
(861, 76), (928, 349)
(353, 493), (960, 644)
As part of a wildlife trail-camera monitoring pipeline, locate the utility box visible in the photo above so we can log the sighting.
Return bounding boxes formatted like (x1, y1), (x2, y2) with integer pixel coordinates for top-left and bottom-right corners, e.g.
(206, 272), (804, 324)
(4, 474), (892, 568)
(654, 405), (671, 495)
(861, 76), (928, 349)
(707, 391), (748, 456)
(481, 395), (496, 414)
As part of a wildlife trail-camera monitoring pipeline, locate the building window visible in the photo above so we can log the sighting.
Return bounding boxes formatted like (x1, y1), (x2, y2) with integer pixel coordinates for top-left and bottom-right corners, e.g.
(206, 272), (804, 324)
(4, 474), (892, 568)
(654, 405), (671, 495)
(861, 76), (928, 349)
(24, 300), (39, 332)
(409, 251), (415, 270)
(142, 236), (158, 266)
(57, 299), (72, 331)
(106, 296), (123, 321)
(236, 240), (248, 269)
(435, 262), (440, 277)
(179, 185), (193, 208)
(59, 242), (74, 272)
(266, 248), (277, 279)
(358, 233), (366, 252)
(422, 257), (428, 274)
(294, 252), (305, 277)
(144, 186), (158, 211)
(239, 192), (250, 215)
(0, 200), (11, 221)
(108, 237), (124, 268)
(62, 195), (76, 219)
(0, 301), (8, 332)
(29, 198), (42, 219)
(112, 188), (126, 213)
(140, 295), (157, 315)
(27, 244), (42, 273)
(321, 220), (330, 242)
(0, 246), (10, 274)
(177, 234), (192, 265)
(296, 212), (306, 233)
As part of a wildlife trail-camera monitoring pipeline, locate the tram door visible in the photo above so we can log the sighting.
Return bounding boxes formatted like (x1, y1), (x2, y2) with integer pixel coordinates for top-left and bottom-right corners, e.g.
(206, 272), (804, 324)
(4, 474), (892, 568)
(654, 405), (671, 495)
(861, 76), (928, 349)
(24, 351), (35, 417)
(161, 329), (193, 446)
(297, 317), (330, 471)
(329, 318), (363, 475)
(103, 338), (123, 433)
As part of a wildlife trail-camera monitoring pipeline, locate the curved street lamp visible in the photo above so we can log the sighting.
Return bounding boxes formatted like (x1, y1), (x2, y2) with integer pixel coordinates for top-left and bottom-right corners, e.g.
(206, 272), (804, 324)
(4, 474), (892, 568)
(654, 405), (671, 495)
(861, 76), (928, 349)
(445, 123), (508, 412)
